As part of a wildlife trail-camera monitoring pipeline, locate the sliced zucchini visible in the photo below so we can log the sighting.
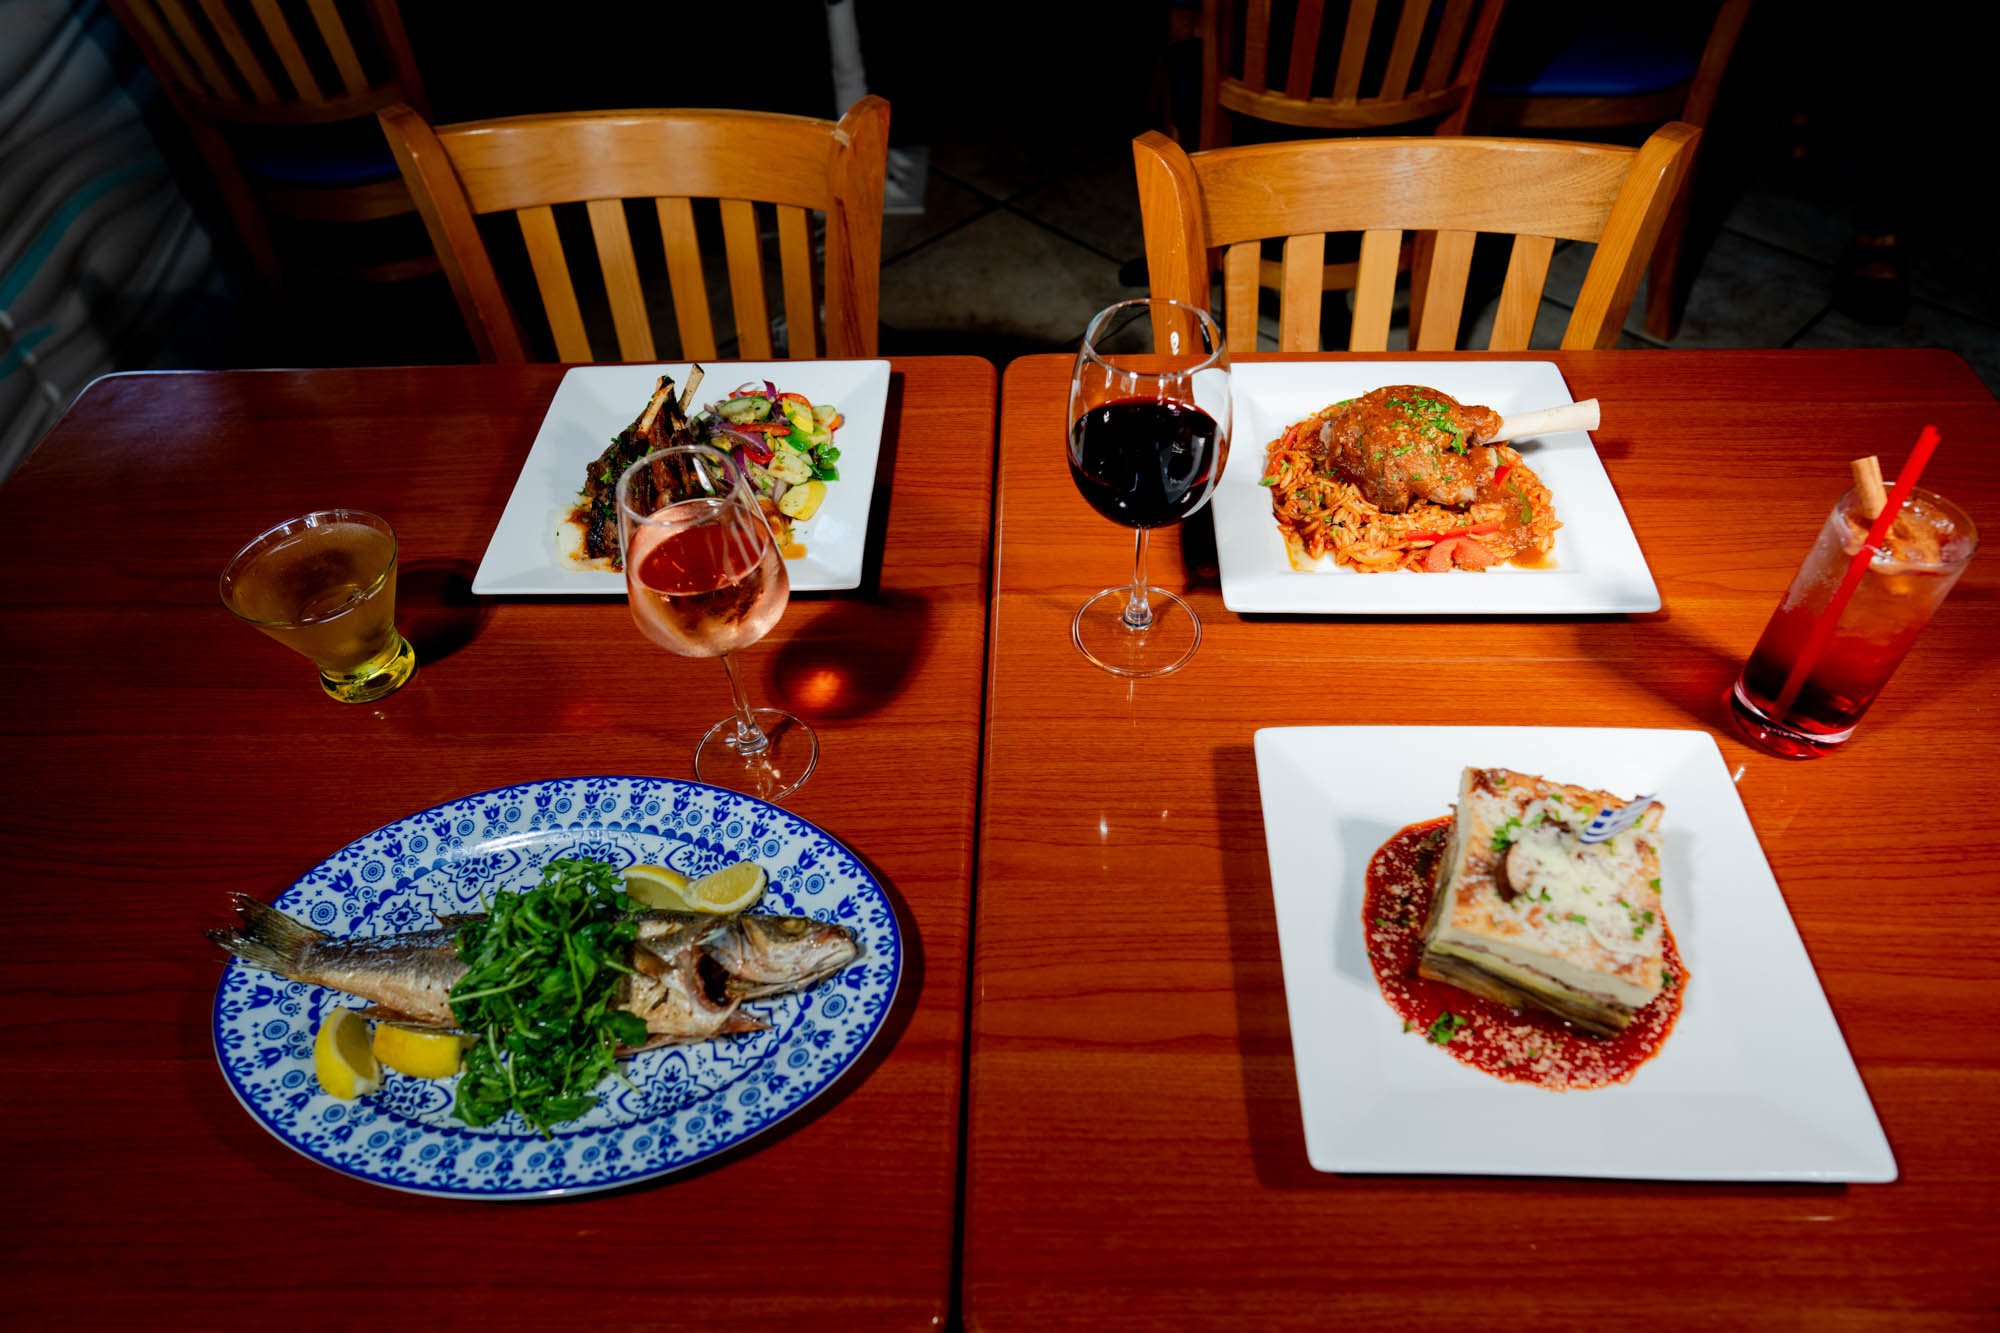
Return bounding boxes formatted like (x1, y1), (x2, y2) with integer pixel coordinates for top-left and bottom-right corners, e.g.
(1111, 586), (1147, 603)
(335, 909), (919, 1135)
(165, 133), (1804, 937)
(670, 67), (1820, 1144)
(812, 402), (840, 427)
(767, 445), (813, 484)
(779, 399), (817, 434)
(718, 395), (770, 423)
(778, 479), (826, 520)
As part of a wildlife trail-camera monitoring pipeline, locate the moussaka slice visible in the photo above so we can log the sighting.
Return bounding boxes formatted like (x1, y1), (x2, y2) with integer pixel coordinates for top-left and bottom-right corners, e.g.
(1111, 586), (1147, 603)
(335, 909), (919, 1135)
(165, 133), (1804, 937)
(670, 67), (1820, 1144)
(1418, 768), (1668, 1036)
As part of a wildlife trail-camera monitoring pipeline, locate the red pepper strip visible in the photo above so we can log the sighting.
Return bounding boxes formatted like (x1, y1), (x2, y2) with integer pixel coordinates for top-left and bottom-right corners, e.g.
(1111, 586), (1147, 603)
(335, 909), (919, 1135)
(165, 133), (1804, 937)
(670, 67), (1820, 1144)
(740, 437), (773, 464)
(777, 391), (813, 406)
(731, 421), (792, 433)
(1491, 464), (1512, 486)
(1404, 520), (1504, 545)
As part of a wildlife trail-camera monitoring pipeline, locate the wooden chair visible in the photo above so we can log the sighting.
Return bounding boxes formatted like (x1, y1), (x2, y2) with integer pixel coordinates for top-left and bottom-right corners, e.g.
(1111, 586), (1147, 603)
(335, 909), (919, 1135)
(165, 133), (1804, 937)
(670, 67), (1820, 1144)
(106, 0), (435, 286)
(1194, 0), (1510, 318)
(1133, 122), (1699, 353)
(1198, 0), (1510, 148)
(1472, 0), (1756, 339)
(376, 98), (890, 363)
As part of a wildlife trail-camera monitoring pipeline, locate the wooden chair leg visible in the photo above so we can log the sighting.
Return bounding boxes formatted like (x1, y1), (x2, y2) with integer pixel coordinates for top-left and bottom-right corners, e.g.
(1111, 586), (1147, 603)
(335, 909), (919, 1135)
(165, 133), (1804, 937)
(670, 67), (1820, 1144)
(1642, 167), (1695, 342)
(189, 121), (282, 285)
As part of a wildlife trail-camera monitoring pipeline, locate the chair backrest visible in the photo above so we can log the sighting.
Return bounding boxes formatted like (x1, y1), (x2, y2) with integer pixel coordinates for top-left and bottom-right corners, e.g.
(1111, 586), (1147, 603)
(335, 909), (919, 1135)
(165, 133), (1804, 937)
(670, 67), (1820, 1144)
(1134, 122), (1699, 353)
(1199, 0), (1509, 146)
(106, 0), (430, 283)
(109, 0), (425, 123)
(377, 98), (890, 363)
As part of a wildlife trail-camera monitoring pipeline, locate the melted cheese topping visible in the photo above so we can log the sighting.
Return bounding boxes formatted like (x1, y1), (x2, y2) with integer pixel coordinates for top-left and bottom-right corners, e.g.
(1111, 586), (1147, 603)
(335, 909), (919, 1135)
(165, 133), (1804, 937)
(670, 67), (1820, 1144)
(1502, 809), (1660, 961)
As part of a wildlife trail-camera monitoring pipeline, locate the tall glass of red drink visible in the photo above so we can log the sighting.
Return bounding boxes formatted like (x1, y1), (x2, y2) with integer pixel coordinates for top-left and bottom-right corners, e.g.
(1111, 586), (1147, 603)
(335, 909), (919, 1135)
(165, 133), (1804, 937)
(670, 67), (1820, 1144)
(1730, 485), (1977, 757)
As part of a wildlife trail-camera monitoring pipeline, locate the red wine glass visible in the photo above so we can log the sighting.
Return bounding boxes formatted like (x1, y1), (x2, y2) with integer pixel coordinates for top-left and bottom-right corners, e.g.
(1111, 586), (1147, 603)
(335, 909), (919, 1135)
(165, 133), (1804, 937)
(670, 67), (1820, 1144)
(1067, 298), (1231, 676)
(618, 444), (817, 799)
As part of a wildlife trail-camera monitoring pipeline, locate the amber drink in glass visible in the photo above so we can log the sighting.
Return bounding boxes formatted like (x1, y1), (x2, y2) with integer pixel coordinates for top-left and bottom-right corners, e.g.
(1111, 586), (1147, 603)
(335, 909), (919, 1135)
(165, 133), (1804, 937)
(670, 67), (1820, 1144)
(220, 510), (417, 703)
(1730, 485), (1977, 757)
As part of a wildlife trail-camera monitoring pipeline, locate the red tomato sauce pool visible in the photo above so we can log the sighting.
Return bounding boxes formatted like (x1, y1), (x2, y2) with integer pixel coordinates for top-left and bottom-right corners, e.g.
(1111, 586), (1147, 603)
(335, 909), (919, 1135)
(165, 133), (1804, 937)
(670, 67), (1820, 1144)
(1364, 817), (1687, 1090)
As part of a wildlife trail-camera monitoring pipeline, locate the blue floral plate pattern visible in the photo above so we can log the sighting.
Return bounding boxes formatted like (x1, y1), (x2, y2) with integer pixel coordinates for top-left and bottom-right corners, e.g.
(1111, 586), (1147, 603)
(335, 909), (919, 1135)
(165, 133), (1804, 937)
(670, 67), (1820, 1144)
(211, 776), (901, 1199)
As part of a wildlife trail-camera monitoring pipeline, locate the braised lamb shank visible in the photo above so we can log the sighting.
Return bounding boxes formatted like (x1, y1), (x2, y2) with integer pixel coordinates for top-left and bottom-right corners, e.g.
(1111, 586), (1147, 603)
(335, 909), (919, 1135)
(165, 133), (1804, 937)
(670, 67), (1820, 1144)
(1313, 385), (1504, 513)
(575, 367), (705, 566)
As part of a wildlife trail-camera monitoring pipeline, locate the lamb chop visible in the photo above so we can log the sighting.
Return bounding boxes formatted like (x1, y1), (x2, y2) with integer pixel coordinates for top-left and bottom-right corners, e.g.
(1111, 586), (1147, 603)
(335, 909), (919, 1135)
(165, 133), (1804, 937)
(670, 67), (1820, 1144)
(1313, 385), (1504, 513)
(574, 367), (706, 565)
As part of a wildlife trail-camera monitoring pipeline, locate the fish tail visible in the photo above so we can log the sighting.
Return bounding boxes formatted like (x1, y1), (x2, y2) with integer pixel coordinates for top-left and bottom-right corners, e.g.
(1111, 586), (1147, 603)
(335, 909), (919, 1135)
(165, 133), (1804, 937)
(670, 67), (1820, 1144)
(205, 893), (324, 978)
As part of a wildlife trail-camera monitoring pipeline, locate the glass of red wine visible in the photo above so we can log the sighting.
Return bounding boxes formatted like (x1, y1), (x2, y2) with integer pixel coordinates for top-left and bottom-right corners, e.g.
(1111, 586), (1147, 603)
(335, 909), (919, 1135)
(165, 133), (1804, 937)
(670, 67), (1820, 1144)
(1067, 298), (1231, 677)
(618, 443), (817, 800)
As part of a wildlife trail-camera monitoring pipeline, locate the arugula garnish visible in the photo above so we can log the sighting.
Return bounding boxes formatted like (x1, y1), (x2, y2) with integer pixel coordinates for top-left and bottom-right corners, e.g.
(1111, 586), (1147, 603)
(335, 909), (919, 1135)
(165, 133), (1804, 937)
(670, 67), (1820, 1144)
(449, 858), (647, 1135)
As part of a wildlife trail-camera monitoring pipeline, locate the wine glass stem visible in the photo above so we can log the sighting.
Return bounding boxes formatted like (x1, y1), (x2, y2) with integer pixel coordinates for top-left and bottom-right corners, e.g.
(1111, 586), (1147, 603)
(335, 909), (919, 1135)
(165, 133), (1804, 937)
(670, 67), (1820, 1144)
(718, 652), (771, 755)
(1123, 528), (1156, 630)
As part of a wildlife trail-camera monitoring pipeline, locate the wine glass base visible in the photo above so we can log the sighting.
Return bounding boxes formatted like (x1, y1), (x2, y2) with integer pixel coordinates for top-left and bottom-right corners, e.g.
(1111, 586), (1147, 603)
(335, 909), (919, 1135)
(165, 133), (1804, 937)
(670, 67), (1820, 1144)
(695, 708), (819, 801)
(1073, 585), (1201, 678)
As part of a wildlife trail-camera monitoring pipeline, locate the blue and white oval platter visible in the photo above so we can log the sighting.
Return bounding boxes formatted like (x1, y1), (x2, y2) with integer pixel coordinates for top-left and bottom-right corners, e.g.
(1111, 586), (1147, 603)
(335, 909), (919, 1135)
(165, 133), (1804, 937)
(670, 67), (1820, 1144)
(210, 776), (901, 1199)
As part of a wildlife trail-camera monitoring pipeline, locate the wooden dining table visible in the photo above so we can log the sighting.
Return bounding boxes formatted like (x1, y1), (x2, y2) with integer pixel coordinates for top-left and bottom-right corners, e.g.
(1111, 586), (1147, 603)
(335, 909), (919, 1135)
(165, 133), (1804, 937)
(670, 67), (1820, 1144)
(964, 349), (2000, 1328)
(0, 357), (995, 1327)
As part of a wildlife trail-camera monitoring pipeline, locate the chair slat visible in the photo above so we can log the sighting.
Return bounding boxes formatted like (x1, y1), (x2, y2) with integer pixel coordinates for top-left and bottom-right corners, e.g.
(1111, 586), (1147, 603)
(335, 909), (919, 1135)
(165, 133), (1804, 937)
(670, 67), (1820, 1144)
(1488, 234), (1555, 350)
(1283, 0), (1324, 102)
(307, 0), (370, 98)
(721, 198), (774, 359)
(655, 197), (718, 361)
(195, 0), (277, 103)
(157, 0), (237, 101)
(1349, 228), (1401, 351)
(587, 198), (655, 363)
(245, 0), (322, 100)
(1378, 0), (1431, 102)
(1421, 0), (1475, 91)
(1222, 241), (1261, 357)
(1413, 228), (1475, 350)
(518, 206), (592, 363)
(1278, 233), (1325, 351)
(776, 203), (817, 360)
(1241, 0), (1271, 94)
(1331, 0), (1377, 103)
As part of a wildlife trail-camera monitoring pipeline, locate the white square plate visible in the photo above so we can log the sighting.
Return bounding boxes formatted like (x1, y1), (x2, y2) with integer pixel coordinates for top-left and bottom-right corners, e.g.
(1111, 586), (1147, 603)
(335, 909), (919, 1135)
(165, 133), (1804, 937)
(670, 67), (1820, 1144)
(473, 360), (891, 594)
(1215, 361), (1659, 614)
(1253, 725), (1895, 1181)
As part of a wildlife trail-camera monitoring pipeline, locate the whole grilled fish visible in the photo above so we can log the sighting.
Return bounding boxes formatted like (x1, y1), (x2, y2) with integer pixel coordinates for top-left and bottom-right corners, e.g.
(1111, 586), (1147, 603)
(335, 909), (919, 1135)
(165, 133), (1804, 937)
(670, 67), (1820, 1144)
(207, 894), (860, 1049)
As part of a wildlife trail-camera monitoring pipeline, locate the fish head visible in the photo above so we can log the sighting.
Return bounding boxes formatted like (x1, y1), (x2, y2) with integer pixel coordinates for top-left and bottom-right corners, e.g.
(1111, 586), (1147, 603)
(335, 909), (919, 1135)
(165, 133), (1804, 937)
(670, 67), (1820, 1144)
(709, 913), (861, 995)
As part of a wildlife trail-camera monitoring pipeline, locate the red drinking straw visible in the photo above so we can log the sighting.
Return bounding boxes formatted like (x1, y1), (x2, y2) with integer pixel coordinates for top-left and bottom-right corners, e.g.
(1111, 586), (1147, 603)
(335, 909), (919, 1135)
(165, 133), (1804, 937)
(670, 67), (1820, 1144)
(1770, 426), (1942, 721)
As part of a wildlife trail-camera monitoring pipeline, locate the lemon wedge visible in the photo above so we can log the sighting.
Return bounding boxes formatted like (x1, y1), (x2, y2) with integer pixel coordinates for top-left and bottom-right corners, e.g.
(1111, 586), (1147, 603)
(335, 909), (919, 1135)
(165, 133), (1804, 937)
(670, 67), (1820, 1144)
(627, 861), (767, 912)
(681, 861), (768, 913)
(372, 1021), (468, 1080)
(314, 1007), (382, 1099)
(624, 864), (693, 909)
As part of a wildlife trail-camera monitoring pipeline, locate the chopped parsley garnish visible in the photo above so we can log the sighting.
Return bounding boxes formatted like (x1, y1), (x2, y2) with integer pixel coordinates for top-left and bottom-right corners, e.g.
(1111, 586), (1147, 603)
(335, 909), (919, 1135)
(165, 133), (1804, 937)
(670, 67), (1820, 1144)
(1426, 1012), (1469, 1044)
(1566, 913), (1588, 925)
